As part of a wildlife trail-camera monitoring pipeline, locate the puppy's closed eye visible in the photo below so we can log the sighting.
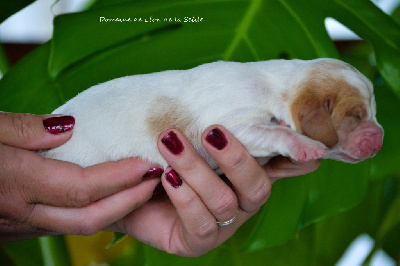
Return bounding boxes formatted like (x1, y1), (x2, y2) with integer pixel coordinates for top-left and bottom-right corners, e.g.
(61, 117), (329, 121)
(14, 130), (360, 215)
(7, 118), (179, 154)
(340, 106), (366, 132)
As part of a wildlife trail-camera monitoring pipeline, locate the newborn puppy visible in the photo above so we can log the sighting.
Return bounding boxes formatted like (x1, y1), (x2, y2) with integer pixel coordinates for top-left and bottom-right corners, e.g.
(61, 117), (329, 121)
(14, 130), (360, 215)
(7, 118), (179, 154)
(41, 59), (384, 171)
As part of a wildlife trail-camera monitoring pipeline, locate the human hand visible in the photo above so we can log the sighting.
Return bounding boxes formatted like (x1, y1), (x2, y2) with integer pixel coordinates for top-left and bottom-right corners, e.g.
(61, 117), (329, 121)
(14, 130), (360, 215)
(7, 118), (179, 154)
(0, 112), (161, 242)
(108, 125), (320, 257)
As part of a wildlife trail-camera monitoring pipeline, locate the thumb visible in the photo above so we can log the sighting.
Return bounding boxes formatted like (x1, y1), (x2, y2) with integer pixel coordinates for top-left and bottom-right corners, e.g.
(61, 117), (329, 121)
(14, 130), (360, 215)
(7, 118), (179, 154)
(0, 112), (75, 150)
(263, 156), (321, 183)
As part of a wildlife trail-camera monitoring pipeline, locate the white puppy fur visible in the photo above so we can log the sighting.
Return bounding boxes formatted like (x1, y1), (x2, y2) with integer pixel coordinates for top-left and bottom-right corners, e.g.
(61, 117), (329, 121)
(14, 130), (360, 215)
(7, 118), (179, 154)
(41, 59), (383, 171)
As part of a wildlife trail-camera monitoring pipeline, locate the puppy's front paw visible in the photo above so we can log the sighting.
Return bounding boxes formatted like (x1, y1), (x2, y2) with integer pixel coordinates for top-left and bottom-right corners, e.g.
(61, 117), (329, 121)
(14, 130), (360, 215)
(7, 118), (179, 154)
(289, 136), (326, 162)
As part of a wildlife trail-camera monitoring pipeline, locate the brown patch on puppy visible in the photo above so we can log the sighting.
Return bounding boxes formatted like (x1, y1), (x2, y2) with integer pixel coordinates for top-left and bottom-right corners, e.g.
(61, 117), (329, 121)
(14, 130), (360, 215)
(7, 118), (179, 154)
(299, 95), (338, 148)
(281, 92), (289, 102)
(146, 96), (196, 140)
(291, 61), (367, 148)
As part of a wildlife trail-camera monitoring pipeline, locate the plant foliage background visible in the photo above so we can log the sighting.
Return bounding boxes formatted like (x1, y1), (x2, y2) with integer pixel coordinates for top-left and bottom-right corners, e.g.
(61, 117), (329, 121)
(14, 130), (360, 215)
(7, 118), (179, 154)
(0, 0), (400, 265)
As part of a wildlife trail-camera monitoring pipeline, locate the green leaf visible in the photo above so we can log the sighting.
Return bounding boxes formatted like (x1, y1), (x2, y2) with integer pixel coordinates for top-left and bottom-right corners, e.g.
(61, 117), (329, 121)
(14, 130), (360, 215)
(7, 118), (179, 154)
(0, 0), (36, 24)
(0, 43), (62, 113)
(393, 4), (400, 24)
(0, 44), (9, 76)
(2, 239), (43, 266)
(106, 233), (128, 249)
(39, 236), (71, 266)
(0, 0), (399, 263)
(376, 184), (400, 247)
(329, 0), (400, 96)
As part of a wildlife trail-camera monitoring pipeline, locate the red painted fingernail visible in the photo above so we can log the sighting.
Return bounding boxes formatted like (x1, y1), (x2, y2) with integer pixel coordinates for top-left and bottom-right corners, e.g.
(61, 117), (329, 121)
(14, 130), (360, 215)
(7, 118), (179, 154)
(161, 131), (184, 155)
(142, 167), (164, 180)
(43, 116), (75, 134)
(206, 128), (228, 150)
(165, 169), (182, 188)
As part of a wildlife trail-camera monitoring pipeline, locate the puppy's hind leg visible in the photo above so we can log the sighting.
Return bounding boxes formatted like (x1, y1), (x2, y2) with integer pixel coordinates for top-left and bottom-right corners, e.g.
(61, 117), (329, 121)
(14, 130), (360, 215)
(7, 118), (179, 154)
(232, 124), (326, 162)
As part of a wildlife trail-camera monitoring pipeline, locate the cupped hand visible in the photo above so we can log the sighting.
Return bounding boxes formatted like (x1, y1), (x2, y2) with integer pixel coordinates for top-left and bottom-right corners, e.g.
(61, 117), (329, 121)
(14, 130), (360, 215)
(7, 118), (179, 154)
(0, 112), (160, 242)
(108, 125), (320, 257)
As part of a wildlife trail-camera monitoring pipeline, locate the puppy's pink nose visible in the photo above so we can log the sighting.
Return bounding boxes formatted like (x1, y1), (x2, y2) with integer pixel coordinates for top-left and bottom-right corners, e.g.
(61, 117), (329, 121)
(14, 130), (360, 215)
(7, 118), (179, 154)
(359, 127), (383, 157)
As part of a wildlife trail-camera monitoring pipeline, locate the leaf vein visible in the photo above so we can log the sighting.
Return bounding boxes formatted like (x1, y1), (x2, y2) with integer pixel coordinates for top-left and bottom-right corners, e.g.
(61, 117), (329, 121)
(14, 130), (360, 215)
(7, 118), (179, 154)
(223, 0), (262, 60)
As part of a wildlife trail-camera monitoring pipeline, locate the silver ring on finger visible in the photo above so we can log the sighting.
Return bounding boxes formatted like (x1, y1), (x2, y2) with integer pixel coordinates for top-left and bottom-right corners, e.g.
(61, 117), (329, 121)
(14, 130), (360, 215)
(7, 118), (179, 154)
(216, 210), (239, 227)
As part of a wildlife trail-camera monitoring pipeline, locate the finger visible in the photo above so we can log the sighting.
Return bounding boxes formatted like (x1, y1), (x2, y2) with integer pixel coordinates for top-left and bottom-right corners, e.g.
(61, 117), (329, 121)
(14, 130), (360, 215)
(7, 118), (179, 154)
(105, 196), (179, 251)
(29, 177), (160, 235)
(161, 167), (221, 254)
(201, 125), (272, 213)
(160, 167), (250, 256)
(263, 156), (321, 183)
(158, 130), (239, 225)
(0, 112), (74, 150)
(1, 144), (160, 207)
(36, 157), (160, 207)
(117, 179), (250, 257)
(0, 232), (55, 243)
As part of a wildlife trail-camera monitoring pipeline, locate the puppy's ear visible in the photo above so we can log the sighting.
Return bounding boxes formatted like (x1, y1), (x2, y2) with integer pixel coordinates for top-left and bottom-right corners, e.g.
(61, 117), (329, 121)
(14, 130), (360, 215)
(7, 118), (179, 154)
(299, 96), (339, 148)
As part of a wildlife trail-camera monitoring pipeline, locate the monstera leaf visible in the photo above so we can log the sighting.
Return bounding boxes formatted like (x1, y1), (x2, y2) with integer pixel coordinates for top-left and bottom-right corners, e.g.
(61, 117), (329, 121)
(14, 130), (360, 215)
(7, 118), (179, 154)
(0, 0), (36, 23)
(1, 0), (400, 264)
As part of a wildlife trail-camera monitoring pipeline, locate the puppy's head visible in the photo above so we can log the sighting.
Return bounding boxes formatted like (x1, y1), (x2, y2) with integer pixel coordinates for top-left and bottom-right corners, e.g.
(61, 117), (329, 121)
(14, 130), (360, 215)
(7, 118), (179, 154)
(290, 59), (383, 163)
